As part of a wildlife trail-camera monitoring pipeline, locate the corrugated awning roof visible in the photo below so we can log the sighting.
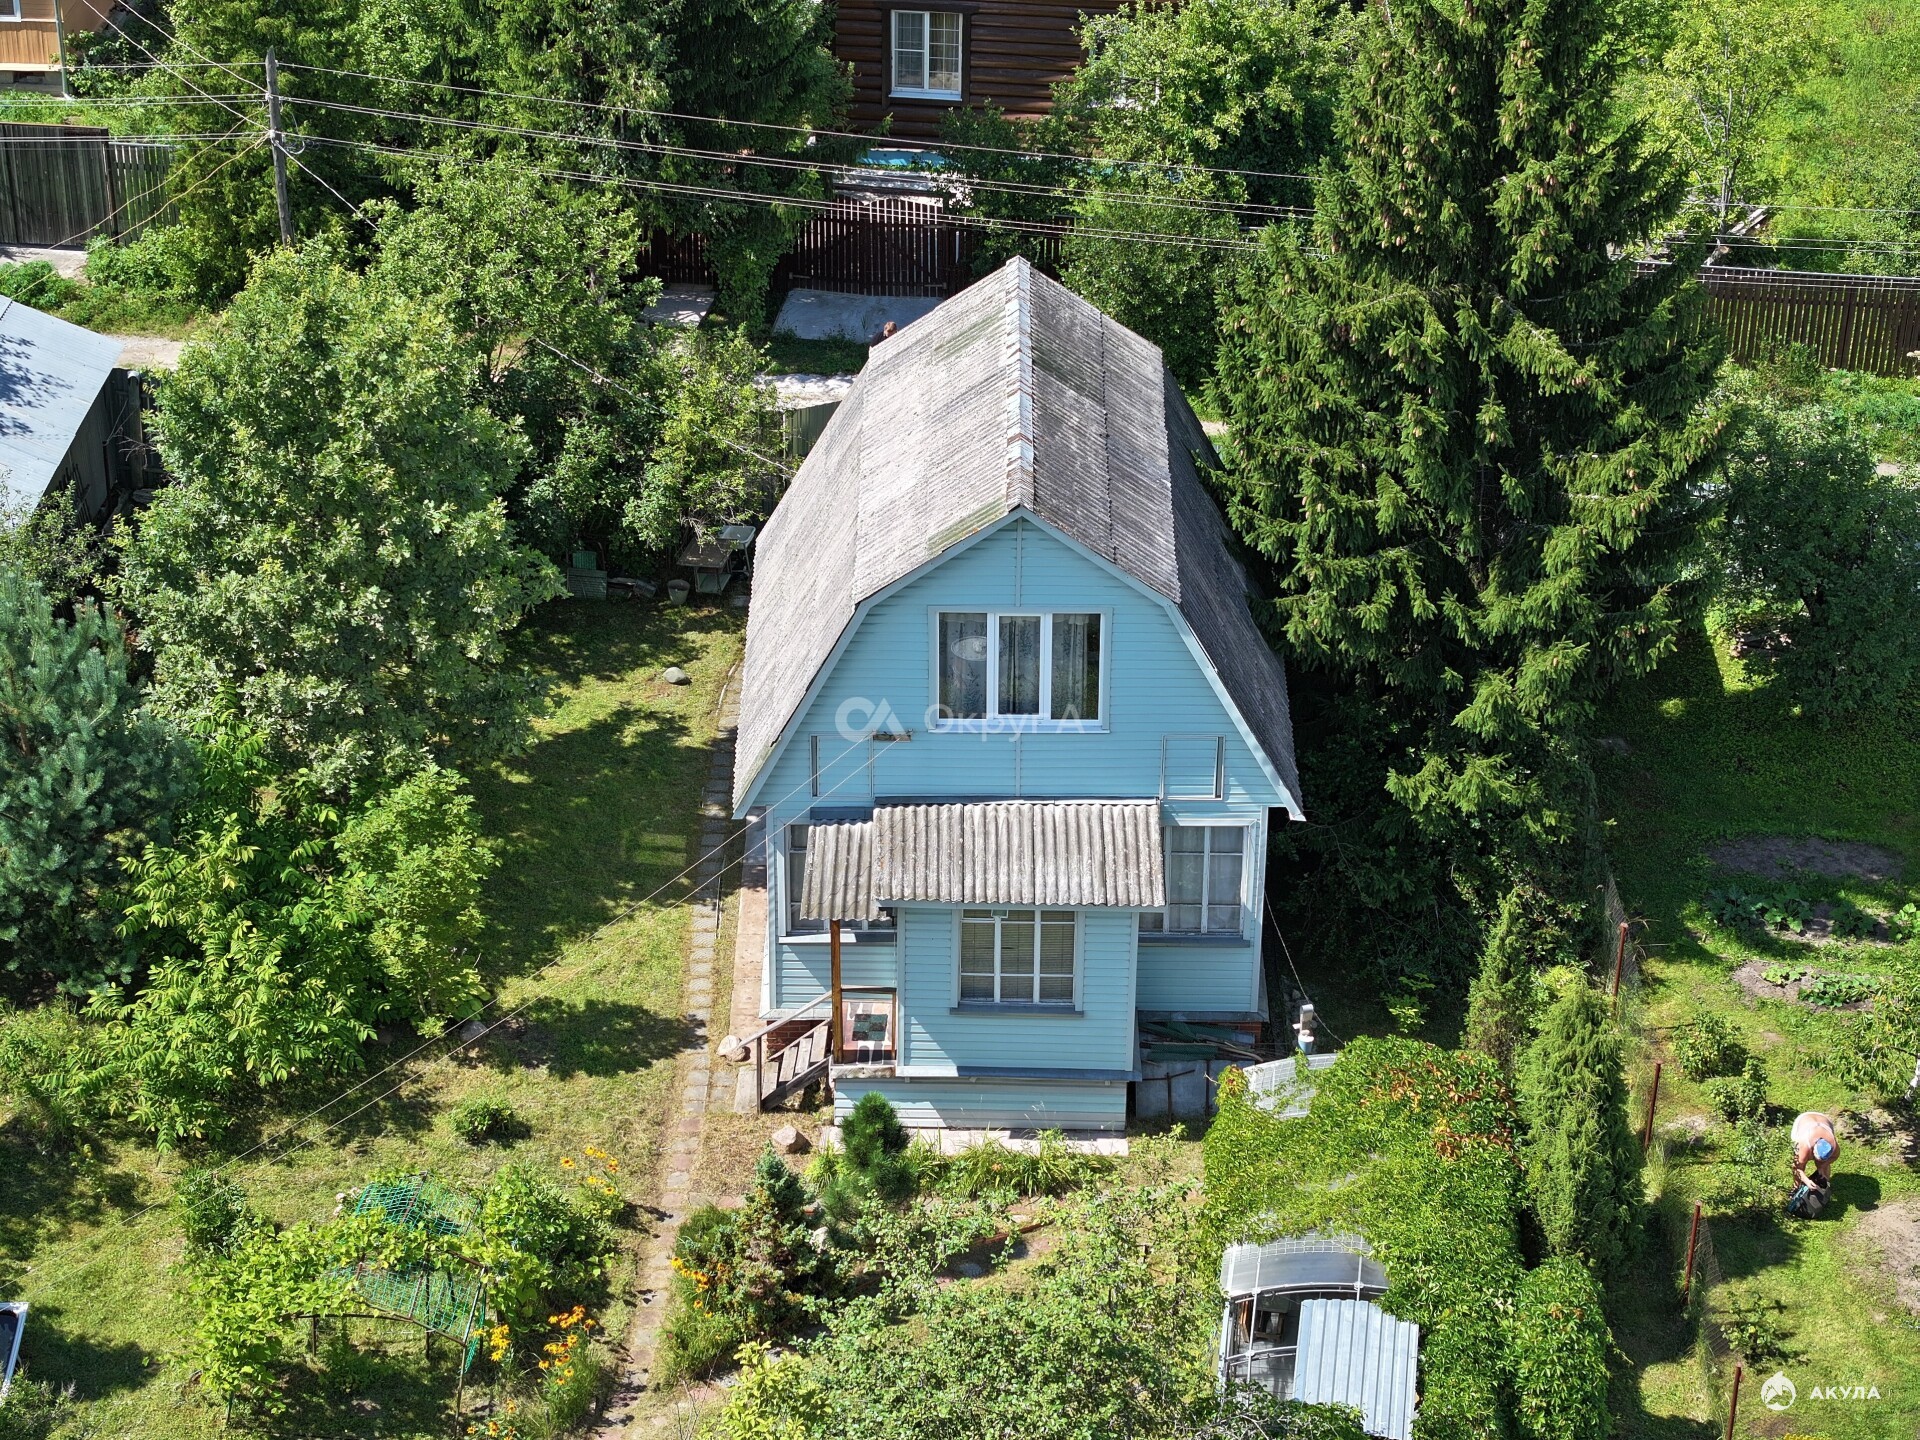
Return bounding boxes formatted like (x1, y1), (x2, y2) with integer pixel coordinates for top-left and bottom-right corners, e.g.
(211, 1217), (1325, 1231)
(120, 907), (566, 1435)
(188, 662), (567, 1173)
(1294, 1299), (1420, 1440)
(799, 800), (1164, 921)
(1219, 1235), (1388, 1300)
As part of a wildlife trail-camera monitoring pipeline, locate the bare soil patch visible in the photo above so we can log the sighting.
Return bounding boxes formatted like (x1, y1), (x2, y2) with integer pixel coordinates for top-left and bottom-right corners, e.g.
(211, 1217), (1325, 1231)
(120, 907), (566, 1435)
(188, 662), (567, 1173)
(1708, 835), (1903, 882)
(1731, 959), (1874, 1010)
(1853, 1198), (1920, 1314)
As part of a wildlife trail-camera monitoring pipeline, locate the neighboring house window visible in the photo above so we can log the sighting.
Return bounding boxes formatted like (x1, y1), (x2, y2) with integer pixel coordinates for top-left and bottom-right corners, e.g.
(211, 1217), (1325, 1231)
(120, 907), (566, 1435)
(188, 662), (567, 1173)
(960, 908), (1076, 1004)
(935, 610), (1104, 726)
(785, 823), (890, 935)
(0, 1), (21, 19)
(891, 10), (963, 100)
(1140, 826), (1246, 935)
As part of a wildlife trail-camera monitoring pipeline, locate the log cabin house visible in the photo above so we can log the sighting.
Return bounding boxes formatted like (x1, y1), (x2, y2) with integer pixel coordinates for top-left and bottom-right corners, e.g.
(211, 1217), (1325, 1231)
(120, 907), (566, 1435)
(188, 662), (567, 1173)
(834, 0), (1133, 144)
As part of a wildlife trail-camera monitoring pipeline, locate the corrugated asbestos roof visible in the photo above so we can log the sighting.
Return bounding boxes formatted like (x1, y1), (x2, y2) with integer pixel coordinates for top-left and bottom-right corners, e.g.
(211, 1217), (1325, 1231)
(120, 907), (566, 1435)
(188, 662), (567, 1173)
(798, 800), (1164, 920)
(0, 297), (121, 509)
(1294, 1299), (1420, 1440)
(732, 258), (1300, 812)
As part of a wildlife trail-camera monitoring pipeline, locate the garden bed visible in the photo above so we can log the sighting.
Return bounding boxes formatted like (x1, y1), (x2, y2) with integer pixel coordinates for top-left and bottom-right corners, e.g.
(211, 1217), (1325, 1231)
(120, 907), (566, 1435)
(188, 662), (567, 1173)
(1731, 959), (1876, 1010)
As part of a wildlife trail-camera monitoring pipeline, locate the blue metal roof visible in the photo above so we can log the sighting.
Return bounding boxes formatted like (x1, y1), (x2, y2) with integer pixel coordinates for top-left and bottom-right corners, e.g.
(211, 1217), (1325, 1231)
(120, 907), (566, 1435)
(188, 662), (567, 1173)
(1294, 1299), (1420, 1440)
(0, 297), (122, 509)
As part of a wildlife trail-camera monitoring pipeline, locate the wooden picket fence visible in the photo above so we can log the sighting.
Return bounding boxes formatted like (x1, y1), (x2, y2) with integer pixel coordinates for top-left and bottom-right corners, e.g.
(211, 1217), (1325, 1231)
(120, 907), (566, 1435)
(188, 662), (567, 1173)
(1692, 265), (1920, 376)
(0, 123), (175, 247)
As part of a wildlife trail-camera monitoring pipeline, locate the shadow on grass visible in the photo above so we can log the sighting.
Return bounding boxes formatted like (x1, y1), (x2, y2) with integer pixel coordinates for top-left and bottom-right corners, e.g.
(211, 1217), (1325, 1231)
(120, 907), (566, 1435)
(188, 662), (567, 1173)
(257, 1325), (464, 1439)
(497, 996), (699, 1078)
(14, 1299), (151, 1401)
(0, 1125), (148, 1259)
(1607, 1197), (1721, 1440)
(1824, 1168), (1881, 1220)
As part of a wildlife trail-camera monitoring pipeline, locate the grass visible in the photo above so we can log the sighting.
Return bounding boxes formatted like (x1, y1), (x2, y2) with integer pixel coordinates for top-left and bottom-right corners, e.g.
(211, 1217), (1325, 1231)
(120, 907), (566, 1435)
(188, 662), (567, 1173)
(755, 332), (869, 376)
(1595, 629), (1920, 1437)
(0, 599), (743, 1438)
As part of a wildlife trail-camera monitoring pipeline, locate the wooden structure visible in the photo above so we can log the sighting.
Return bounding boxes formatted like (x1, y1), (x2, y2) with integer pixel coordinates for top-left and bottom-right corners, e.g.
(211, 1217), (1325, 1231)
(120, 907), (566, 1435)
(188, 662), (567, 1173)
(833, 0), (1131, 142)
(0, 0), (112, 79)
(0, 122), (174, 245)
(1691, 265), (1920, 377)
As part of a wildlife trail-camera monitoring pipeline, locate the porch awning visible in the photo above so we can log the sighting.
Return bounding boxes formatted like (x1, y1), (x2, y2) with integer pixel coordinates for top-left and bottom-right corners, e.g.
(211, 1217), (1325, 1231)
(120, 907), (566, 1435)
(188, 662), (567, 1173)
(799, 800), (1164, 922)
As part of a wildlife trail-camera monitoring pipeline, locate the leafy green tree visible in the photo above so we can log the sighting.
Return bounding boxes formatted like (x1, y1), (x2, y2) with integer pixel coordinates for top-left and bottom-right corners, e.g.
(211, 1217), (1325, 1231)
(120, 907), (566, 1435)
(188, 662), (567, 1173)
(0, 562), (188, 990)
(118, 244), (560, 792)
(1510, 1257), (1611, 1440)
(1516, 985), (1640, 1280)
(1642, 0), (1822, 226)
(1714, 392), (1920, 715)
(1213, 0), (1727, 953)
(94, 714), (490, 1146)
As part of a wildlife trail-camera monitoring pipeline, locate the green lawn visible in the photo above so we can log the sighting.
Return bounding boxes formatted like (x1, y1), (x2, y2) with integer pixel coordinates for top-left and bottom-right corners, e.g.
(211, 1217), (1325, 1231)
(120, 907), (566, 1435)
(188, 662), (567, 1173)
(1, 601), (742, 1437)
(1597, 631), (1920, 1438)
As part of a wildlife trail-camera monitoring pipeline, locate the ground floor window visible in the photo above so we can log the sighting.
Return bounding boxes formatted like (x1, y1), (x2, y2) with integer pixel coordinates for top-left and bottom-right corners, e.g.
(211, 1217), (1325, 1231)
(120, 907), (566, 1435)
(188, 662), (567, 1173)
(959, 908), (1076, 1004)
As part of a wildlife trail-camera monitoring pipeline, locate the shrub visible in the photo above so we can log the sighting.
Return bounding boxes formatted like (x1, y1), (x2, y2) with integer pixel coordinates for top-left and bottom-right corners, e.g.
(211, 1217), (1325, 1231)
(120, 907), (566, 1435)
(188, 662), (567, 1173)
(1674, 1013), (1748, 1081)
(477, 1162), (618, 1326)
(1510, 1258), (1611, 1440)
(1704, 1056), (1770, 1122)
(0, 1373), (81, 1440)
(841, 1091), (914, 1202)
(939, 1131), (1110, 1201)
(1800, 972), (1877, 1008)
(1703, 1118), (1780, 1215)
(177, 1168), (251, 1255)
(447, 1096), (519, 1146)
(0, 1003), (110, 1139)
(1517, 987), (1642, 1280)
(1719, 1296), (1790, 1366)
(0, 259), (80, 310)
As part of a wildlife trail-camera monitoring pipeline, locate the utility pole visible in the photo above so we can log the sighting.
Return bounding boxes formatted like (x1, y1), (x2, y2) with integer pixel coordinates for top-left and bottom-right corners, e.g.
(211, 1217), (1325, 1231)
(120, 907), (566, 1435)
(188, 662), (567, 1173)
(264, 48), (293, 244)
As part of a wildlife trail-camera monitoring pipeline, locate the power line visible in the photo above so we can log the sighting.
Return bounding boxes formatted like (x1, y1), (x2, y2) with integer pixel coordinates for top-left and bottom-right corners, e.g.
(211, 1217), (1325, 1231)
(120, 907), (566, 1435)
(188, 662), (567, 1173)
(275, 58), (1326, 188)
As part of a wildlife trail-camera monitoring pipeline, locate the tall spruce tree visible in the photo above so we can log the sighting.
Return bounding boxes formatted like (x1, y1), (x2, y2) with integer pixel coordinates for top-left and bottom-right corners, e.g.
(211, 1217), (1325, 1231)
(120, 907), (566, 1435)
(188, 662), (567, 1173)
(1463, 888), (1539, 1074)
(1215, 0), (1727, 932)
(1517, 984), (1640, 1278)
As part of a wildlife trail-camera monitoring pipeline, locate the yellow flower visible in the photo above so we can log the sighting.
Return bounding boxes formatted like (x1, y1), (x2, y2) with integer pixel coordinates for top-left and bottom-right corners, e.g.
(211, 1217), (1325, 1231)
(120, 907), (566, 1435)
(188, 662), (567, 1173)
(559, 1156), (576, 1169)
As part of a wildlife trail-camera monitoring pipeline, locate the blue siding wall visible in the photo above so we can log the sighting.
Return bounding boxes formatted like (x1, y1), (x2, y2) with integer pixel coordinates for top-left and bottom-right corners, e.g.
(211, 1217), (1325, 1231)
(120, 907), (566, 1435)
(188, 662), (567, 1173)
(833, 1075), (1129, 1132)
(772, 938), (897, 1011)
(751, 517), (1286, 819)
(750, 515), (1281, 1035)
(896, 906), (1136, 1074)
(1138, 942), (1259, 1013)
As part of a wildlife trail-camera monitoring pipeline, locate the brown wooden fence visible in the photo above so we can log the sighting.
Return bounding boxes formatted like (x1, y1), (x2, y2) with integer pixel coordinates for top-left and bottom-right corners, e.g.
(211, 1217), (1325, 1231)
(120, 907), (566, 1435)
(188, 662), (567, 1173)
(782, 195), (975, 297)
(1693, 265), (1920, 376)
(0, 123), (175, 248)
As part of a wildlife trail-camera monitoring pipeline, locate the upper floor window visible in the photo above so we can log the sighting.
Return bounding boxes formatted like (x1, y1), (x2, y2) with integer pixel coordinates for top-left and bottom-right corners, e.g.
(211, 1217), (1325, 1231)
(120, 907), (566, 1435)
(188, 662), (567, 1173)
(960, 908), (1076, 1005)
(935, 610), (1103, 728)
(784, 822), (891, 936)
(891, 10), (963, 100)
(1140, 825), (1246, 936)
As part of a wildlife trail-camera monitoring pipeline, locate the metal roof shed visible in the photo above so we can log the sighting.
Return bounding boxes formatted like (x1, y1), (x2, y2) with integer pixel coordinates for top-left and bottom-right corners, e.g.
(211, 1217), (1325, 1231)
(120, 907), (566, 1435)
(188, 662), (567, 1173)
(0, 296), (127, 520)
(1217, 1237), (1418, 1440)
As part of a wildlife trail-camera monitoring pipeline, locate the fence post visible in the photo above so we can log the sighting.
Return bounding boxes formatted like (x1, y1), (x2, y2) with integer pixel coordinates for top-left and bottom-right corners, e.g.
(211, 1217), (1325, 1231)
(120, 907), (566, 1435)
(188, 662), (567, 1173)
(1725, 1363), (1742, 1440)
(1682, 1202), (1702, 1302)
(1642, 1061), (1662, 1152)
(1611, 921), (1629, 998)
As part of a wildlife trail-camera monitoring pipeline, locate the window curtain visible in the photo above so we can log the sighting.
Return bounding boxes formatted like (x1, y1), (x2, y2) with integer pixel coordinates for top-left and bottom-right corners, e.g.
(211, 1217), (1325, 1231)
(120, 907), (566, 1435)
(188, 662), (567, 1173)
(1050, 613), (1100, 720)
(999, 615), (1041, 715)
(940, 612), (988, 718)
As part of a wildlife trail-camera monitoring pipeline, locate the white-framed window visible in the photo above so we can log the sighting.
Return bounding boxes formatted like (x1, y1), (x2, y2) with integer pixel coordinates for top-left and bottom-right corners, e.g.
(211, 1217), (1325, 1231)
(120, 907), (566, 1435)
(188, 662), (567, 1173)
(0, 1), (22, 20)
(933, 610), (1104, 728)
(784, 822), (891, 936)
(959, 908), (1077, 1005)
(891, 9), (963, 100)
(1140, 825), (1247, 936)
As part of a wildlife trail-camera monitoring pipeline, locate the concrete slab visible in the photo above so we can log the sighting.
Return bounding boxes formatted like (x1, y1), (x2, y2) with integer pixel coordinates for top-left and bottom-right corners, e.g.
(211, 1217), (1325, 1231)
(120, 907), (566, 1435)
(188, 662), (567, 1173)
(642, 283), (715, 328)
(772, 287), (942, 342)
(0, 245), (86, 278)
(759, 371), (857, 410)
(111, 334), (185, 371)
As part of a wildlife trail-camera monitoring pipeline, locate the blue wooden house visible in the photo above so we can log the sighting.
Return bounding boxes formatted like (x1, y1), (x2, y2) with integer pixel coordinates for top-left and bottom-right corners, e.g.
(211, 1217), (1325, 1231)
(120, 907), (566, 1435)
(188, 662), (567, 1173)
(731, 258), (1303, 1132)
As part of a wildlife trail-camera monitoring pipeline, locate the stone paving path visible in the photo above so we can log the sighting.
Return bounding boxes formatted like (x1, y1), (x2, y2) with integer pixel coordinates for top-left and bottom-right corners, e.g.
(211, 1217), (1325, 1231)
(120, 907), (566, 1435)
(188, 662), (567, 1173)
(597, 688), (742, 1436)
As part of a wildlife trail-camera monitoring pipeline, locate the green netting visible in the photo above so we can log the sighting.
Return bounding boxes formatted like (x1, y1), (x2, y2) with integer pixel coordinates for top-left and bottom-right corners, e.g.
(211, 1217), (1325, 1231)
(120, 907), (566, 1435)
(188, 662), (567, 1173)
(351, 1175), (479, 1238)
(330, 1175), (487, 1368)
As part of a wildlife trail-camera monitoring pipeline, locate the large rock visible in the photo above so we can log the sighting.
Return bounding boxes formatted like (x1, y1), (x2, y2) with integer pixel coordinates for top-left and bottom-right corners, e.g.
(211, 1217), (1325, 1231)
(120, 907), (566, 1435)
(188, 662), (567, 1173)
(718, 1033), (748, 1062)
(662, 666), (690, 685)
(771, 1124), (809, 1155)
